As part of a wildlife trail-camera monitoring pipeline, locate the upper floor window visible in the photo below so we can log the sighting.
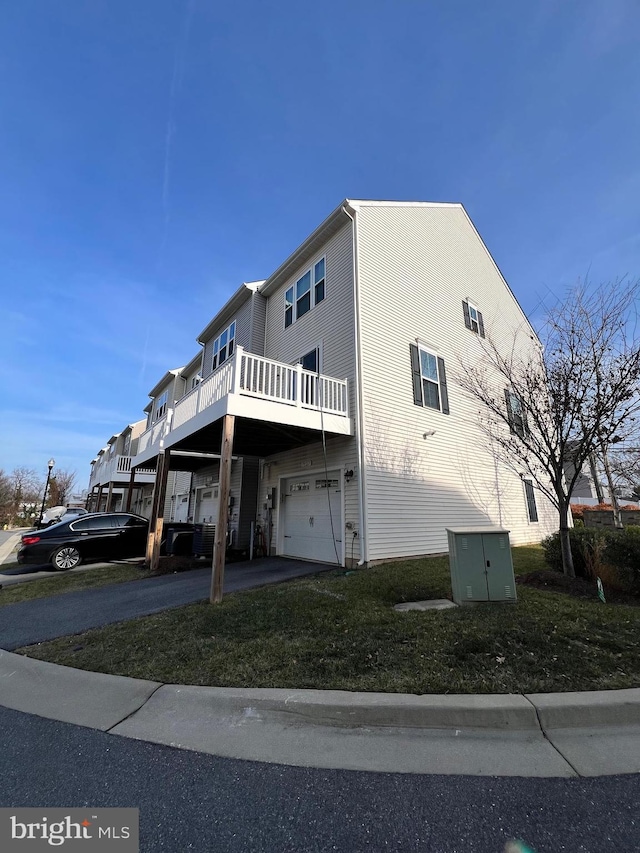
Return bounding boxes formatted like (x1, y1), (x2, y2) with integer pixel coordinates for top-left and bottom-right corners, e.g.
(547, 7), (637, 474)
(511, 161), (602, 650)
(463, 300), (485, 337)
(285, 257), (326, 328)
(212, 321), (236, 370)
(153, 390), (168, 422)
(191, 375), (201, 390)
(505, 390), (528, 438)
(122, 434), (131, 457)
(410, 343), (450, 414)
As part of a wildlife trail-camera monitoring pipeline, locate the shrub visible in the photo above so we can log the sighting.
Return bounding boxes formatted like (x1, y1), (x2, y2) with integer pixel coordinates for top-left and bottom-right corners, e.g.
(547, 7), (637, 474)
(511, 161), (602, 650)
(541, 528), (603, 578)
(602, 526), (640, 592)
(542, 526), (640, 592)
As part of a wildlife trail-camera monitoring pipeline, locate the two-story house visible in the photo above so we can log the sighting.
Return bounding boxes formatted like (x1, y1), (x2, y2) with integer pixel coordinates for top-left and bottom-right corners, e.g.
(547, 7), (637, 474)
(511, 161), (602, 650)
(130, 200), (557, 571)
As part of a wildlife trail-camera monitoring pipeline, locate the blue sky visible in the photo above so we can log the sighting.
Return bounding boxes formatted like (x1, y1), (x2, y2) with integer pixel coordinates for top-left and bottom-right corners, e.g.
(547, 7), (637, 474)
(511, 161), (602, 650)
(1, 0), (639, 489)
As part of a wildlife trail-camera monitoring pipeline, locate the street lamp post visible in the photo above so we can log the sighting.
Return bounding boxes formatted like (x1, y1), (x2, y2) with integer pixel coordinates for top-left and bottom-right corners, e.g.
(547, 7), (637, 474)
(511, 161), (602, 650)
(37, 458), (55, 528)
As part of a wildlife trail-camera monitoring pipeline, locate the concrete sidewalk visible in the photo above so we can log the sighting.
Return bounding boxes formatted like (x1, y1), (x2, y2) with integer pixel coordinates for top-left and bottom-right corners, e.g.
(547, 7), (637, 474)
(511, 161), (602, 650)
(0, 531), (23, 566)
(1, 648), (638, 777)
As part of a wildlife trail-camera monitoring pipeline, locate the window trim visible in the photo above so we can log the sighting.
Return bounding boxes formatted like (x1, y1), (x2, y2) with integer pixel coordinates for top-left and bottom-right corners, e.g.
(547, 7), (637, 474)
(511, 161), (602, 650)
(211, 320), (236, 371)
(284, 256), (326, 328)
(410, 342), (450, 414)
(153, 390), (168, 422)
(463, 299), (485, 338)
(523, 478), (539, 523)
(505, 389), (528, 438)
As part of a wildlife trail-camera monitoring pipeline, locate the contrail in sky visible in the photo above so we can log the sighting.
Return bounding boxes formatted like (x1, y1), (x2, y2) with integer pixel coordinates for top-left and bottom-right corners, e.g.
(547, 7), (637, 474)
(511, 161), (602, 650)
(158, 0), (196, 270)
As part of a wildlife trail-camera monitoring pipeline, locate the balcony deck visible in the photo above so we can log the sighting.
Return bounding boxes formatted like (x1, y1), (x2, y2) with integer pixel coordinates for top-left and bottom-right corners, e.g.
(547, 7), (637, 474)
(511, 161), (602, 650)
(133, 347), (352, 468)
(88, 455), (156, 490)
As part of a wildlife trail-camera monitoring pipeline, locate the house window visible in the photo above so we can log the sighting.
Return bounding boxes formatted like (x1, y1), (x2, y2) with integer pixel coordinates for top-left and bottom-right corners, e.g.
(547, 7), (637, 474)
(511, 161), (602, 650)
(410, 343), (450, 414)
(299, 348), (319, 372)
(523, 479), (539, 522)
(284, 257), (326, 328)
(463, 300), (485, 337)
(212, 321), (236, 371)
(505, 390), (528, 438)
(153, 391), (168, 422)
(191, 375), (201, 390)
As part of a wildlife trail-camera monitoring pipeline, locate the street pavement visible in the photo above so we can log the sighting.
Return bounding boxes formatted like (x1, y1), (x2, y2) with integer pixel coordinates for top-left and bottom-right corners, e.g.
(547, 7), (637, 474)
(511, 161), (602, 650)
(2, 703), (638, 853)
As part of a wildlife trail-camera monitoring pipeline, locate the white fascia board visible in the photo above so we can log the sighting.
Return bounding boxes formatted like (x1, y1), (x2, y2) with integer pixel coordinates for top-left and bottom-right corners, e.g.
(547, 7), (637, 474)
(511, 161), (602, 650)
(258, 201), (351, 298)
(457, 206), (539, 341)
(196, 282), (262, 344)
(346, 199), (464, 210)
(180, 351), (204, 376)
(147, 368), (183, 400)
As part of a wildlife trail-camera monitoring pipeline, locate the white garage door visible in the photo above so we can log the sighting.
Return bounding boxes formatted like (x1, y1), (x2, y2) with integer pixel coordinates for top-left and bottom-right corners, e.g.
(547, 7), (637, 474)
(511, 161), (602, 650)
(281, 472), (342, 564)
(173, 493), (190, 523)
(195, 487), (218, 524)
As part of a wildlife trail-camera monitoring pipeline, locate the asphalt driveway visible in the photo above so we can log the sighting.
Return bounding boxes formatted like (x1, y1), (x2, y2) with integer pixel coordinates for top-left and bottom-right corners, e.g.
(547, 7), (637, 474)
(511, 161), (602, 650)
(0, 557), (336, 651)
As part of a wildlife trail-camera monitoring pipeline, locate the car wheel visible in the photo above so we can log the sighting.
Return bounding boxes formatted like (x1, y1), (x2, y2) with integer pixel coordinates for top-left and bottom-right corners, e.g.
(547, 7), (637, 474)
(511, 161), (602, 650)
(52, 546), (82, 571)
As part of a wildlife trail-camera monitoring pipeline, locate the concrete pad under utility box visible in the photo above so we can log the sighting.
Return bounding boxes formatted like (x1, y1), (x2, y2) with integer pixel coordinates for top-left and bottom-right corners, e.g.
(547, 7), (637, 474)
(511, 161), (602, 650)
(0, 648), (160, 730)
(394, 599), (458, 612)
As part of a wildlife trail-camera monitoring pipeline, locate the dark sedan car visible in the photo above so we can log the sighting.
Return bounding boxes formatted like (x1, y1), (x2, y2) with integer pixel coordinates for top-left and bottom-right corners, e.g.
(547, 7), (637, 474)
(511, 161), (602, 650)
(18, 512), (150, 570)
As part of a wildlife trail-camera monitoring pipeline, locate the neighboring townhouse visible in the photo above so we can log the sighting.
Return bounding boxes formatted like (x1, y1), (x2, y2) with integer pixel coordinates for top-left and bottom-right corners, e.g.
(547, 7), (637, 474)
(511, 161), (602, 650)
(87, 419), (156, 513)
(130, 200), (558, 569)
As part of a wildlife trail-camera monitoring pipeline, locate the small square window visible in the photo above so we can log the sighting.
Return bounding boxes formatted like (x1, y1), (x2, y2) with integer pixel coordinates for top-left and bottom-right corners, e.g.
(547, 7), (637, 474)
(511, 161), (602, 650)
(463, 300), (485, 337)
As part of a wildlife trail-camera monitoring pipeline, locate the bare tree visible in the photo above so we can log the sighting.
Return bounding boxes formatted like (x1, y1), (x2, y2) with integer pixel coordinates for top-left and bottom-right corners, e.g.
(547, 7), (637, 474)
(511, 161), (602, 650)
(459, 279), (640, 577)
(6, 467), (43, 524)
(48, 469), (77, 507)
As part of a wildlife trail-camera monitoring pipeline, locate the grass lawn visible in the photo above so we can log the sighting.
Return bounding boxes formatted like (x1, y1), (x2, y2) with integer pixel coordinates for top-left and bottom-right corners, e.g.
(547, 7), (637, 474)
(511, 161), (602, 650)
(17, 546), (640, 694)
(0, 563), (152, 606)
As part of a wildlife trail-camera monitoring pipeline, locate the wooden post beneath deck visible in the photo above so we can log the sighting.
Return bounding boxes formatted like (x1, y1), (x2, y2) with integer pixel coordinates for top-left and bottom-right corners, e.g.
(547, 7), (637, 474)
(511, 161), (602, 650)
(106, 481), (114, 513)
(95, 484), (105, 513)
(211, 415), (235, 604)
(145, 452), (170, 571)
(125, 464), (136, 511)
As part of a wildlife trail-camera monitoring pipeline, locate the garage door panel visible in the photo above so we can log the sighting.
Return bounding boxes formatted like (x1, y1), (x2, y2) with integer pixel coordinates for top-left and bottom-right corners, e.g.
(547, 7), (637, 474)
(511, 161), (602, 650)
(281, 474), (342, 564)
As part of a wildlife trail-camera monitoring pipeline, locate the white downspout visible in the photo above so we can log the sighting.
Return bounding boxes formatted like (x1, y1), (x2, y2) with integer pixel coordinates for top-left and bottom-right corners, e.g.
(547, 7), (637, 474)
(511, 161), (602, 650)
(342, 203), (368, 566)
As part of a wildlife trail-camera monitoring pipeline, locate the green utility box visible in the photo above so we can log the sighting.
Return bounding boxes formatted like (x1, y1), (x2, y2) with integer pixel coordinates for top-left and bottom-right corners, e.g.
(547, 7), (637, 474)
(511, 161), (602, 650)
(446, 527), (517, 605)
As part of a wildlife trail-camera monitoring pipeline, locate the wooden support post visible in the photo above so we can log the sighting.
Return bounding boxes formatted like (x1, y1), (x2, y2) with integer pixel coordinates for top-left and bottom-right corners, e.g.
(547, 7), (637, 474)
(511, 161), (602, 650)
(106, 481), (114, 513)
(211, 415), (235, 604)
(125, 465), (136, 511)
(145, 452), (170, 571)
(95, 485), (105, 513)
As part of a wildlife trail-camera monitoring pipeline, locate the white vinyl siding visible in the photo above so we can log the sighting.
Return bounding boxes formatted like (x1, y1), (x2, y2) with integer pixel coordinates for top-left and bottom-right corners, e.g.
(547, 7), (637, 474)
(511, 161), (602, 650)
(355, 204), (557, 560)
(201, 296), (255, 378)
(265, 223), (355, 419)
(262, 222), (359, 564)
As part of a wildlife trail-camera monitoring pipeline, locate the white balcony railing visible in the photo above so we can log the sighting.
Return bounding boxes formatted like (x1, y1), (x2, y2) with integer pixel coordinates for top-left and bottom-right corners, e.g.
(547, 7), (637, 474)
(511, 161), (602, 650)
(137, 346), (349, 456)
(89, 454), (156, 488)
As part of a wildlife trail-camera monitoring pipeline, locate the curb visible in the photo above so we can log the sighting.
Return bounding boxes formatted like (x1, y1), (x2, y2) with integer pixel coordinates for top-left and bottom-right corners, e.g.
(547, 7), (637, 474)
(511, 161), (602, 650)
(2, 648), (639, 733)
